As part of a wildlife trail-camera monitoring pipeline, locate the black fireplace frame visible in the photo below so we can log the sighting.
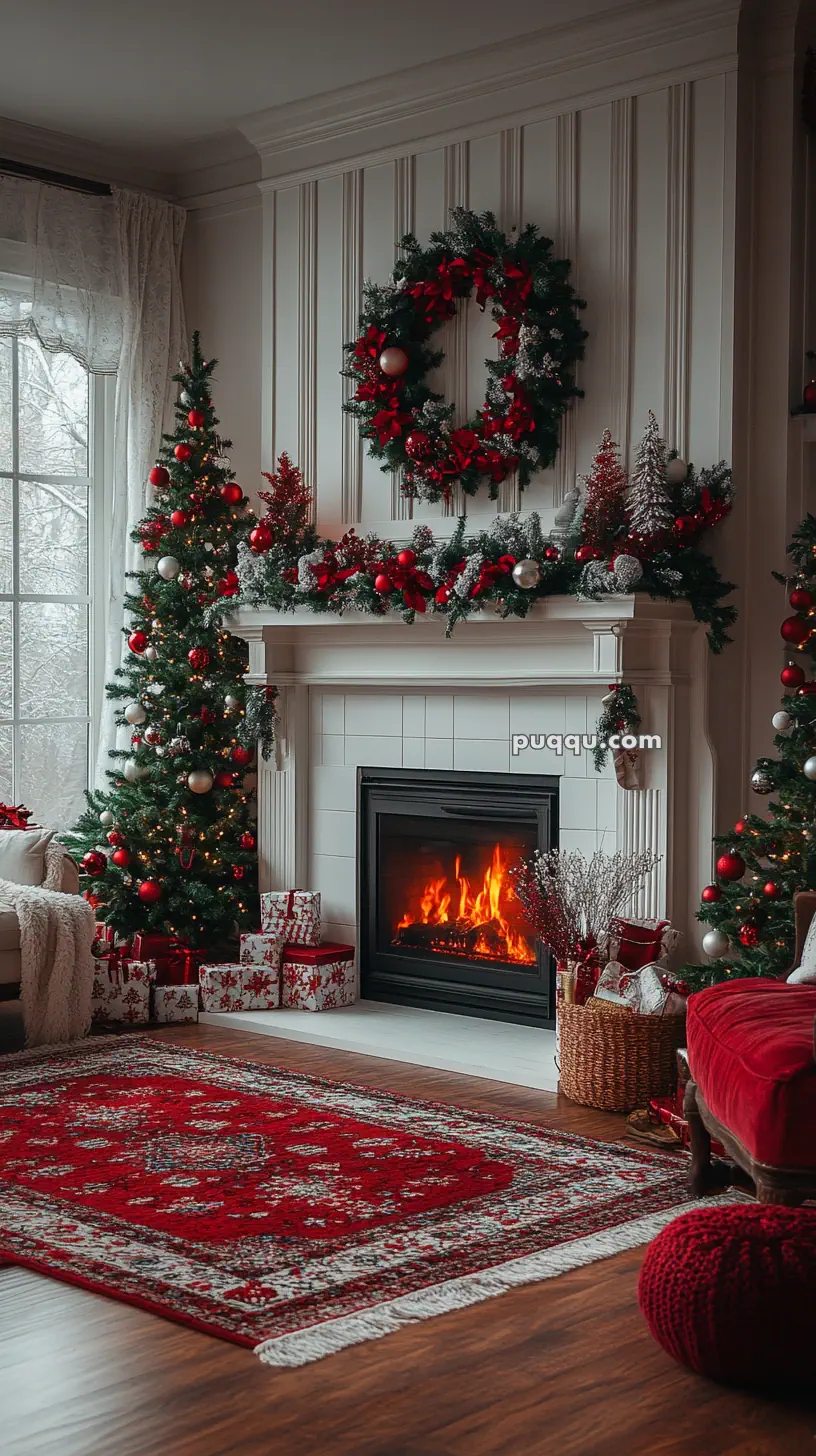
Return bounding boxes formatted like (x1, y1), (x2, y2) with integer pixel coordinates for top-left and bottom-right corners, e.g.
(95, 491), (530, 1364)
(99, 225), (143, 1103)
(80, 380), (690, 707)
(357, 767), (558, 1027)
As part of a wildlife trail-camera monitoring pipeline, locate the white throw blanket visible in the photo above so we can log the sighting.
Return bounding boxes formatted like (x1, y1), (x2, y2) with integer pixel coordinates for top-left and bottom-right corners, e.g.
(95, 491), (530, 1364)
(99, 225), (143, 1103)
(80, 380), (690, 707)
(0, 879), (95, 1045)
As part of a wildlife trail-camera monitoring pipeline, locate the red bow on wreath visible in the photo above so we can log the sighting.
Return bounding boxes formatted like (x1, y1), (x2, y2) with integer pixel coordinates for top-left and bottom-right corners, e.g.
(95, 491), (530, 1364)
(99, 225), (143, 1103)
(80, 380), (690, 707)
(0, 802), (33, 830)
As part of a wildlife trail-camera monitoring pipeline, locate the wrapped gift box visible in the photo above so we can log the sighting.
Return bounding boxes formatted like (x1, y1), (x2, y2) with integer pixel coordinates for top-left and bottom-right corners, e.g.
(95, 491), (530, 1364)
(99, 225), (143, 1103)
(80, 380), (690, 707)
(153, 984), (199, 1024)
(260, 890), (321, 946)
(91, 958), (154, 1024)
(199, 963), (281, 1013)
(240, 932), (283, 971)
(131, 932), (209, 986)
(281, 943), (355, 1012)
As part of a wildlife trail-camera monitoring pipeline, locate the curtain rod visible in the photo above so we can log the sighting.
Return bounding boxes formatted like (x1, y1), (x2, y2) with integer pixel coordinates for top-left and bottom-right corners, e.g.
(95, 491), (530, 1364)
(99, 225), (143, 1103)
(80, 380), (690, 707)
(0, 158), (111, 196)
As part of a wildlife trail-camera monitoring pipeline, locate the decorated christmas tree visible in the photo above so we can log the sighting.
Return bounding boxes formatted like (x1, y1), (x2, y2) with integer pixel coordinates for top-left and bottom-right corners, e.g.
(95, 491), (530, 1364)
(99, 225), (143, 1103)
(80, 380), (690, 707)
(64, 335), (260, 948)
(628, 409), (673, 537)
(580, 429), (629, 552)
(685, 514), (816, 988)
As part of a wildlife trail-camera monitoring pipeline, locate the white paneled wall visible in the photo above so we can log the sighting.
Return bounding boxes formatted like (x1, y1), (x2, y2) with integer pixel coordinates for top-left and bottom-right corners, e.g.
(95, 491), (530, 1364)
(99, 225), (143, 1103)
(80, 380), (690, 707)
(260, 76), (736, 542)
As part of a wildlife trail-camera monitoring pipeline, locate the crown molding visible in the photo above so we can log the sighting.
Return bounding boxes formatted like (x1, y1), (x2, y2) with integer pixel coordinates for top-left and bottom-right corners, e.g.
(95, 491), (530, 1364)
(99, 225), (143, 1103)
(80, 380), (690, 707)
(239, 0), (743, 183)
(0, 115), (174, 197)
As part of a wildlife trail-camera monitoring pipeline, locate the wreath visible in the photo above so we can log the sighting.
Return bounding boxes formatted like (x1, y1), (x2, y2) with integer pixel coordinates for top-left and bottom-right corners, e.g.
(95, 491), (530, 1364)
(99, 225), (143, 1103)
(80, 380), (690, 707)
(343, 208), (587, 504)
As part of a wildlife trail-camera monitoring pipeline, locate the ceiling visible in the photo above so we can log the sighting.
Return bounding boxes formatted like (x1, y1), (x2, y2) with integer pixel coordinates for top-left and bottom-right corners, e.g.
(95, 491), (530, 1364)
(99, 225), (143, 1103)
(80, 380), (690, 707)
(1, 0), (633, 163)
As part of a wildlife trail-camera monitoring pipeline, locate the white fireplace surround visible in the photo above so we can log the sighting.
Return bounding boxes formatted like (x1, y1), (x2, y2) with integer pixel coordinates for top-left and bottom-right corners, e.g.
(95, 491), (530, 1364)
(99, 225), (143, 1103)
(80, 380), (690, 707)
(228, 594), (714, 984)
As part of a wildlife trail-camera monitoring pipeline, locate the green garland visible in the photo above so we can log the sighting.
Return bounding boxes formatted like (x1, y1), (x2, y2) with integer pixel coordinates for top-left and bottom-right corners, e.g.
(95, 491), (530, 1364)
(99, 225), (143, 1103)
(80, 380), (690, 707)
(592, 685), (641, 772)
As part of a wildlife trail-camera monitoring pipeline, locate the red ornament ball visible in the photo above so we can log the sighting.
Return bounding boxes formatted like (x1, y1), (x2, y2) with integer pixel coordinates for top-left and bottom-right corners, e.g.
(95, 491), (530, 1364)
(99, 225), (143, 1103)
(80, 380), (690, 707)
(174, 443), (192, 462)
(170, 509), (189, 528)
(106, 830), (124, 846)
(374, 574), (393, 594)
(200, 706), (216, 725)
(738, 922), (759, 948)
(396, 548), (416, 569)
(249, 523), (273, 554)
(240, 831), (256, 851)
(231, 745), (253, 767)
(128, 631), (148, 654)
(673, 515), (698, 543)
(220, 482), (243, 505)
(543, 544), (561, 562)
(781, 662), (806, 689)
(232, 865), (245, 880)
(734, 818), (747, 835)
(379, 346), (409, 377)
(798, 681), (816, 696)
(82, 850), (106, 878)
(149, 465), (170, 488)
(137, 879), (162, 904)
(111, 848), (130, 868)
(187, 646), (210, 672)
(781, 615), (810, 647)
(701, 884), (722, 904)
(214, 769), (235, 788)
(789, 587), (813, 611)
(763, 881), (782, 899)
(575, 544), (601, 564)
(405, 431), (431, 461)
(435, 586), (450, 606)
(716, 849), (746, 882)
(187, 409), (205, 428)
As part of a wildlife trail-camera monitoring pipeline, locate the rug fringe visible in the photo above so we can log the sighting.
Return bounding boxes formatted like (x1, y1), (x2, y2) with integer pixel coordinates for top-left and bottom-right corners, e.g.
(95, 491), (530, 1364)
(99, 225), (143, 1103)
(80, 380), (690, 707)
(253, 1192), (744, 1369)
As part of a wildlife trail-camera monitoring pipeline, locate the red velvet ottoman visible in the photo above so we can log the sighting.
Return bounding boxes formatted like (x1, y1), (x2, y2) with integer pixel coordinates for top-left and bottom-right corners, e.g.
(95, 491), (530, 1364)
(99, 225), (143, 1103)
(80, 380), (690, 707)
(684, 978), (816, 1202)
(638, 1203), (816, 1390)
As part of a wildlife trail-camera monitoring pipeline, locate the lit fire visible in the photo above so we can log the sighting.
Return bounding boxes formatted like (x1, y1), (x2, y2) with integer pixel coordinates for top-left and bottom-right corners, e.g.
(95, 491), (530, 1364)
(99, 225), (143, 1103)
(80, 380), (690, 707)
(394, 843), (535, 965)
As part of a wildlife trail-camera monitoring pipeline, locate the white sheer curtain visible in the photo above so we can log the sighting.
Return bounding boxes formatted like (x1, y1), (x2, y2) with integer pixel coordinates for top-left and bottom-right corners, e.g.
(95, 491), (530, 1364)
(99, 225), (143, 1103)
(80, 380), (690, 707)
(0, 174), (186, 785)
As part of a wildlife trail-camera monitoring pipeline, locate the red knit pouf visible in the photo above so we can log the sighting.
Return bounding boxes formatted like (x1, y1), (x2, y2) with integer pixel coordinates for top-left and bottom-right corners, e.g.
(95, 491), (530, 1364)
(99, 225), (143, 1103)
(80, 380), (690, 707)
(638, 1203), (816, 1390)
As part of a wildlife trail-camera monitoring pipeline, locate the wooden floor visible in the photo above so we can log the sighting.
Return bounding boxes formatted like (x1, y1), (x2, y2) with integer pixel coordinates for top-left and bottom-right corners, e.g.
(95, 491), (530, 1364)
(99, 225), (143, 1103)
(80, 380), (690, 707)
(1, 1011), (814, 1456)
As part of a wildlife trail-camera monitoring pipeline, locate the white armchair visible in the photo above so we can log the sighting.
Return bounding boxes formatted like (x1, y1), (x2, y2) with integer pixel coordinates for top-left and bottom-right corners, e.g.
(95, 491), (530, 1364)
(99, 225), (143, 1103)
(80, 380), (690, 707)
(0, 838), (80, 991)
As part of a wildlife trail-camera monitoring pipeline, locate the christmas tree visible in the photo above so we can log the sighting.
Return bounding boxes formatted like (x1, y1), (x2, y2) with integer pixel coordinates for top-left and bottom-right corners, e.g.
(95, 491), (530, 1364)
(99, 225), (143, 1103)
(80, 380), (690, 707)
(580, 429), (629, 552)
(628, 410), (673, 537)
(685, 514), (816, 989)
(64, 335), (259, 949)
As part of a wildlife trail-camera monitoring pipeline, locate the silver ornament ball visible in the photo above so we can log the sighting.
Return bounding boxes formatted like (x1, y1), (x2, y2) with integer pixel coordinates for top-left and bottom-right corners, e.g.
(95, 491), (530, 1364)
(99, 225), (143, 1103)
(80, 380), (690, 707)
(123, 758), (145, 784)
(187, 769), (214, 794)
(772, 710), (793, 732)
(99, 810), (115, 827)
(803, 755), (816, 780)
(512, 559), (541, 590)
(157, 555), (181, 581)
(702, 927), (729, 958)
(666, 457), (688, 484)
(751, 768), (774, 795)
(144, 646), (158, 663)
(224, 694), (241, 711)
(123, 701), (147, 726)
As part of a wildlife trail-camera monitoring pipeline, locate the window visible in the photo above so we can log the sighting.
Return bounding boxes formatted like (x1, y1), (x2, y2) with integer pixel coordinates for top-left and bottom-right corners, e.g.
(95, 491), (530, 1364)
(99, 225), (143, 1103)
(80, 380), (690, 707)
(0, 333), (110, 830)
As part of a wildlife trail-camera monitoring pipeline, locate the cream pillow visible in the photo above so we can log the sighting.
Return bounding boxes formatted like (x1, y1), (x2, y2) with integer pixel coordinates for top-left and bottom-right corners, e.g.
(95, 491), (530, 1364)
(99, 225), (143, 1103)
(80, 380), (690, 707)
(0, 828), (56, 887)
(787, 910), (816, 984)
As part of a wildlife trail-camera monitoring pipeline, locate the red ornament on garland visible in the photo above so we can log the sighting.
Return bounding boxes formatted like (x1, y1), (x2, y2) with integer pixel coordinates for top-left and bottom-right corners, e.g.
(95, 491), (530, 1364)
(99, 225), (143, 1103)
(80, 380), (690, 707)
(240, 831), (256, 851)
(249, 523), (273, 554)
(187, 409), (205, 428)
(798, 681), (816, 696)
(149, 465), (170, 488)
(174, 443), (192, 462)
(231, 745), (253, 767)
(232, 865), (245, 880)
(187, 646), (210, 672)
(111, 848), (130, 868)
(781, 615), (810, 646)
(137, 879), (161, 904)
(220, 482), (243, 505)
(170, 509), (189, 527)
(763, 881), (782, 899)
(701, 884), (722, 903)
(435, 586), (450, 606)
(734, 818), (747, 835)
(374, 574), (393, 594)
(543, 544), (561, 562)
(789, 587), (813, 611)
(128, 631), (148, 654)
(716, 849), (746, 882)
(575, 544), (602, 564)
(106, 830), (124, 846)
(782, 662), (806, 689)
(396, 548), (416, 568)
(214, 769), (235, 788)
(738, 923), (759, 947)
(82, 850), (106, 878)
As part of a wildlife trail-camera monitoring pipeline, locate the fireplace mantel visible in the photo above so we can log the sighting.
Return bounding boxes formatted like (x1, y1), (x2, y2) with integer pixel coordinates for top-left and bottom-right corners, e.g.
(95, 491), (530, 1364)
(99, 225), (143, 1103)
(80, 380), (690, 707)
(225, 596), (713, 964)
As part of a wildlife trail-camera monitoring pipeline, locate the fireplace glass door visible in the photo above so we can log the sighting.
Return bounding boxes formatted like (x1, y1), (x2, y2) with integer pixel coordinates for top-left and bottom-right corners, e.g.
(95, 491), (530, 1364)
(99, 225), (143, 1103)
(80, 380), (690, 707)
(359, 769), (558, 1025)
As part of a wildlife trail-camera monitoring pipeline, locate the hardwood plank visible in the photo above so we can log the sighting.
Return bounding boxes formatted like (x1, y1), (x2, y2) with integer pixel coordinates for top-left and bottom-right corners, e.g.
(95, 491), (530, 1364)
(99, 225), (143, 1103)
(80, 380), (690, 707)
(1, 1019), (813, 1456)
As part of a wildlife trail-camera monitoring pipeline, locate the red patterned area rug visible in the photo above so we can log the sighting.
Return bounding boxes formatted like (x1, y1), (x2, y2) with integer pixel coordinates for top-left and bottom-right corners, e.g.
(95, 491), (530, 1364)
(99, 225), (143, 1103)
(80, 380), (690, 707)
(0, 1036), (709, 1368)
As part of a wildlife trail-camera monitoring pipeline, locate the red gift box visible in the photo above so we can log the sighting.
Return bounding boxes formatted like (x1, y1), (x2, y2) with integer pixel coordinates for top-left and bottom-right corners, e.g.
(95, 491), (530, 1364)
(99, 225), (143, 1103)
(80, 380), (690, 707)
(648, 1091), (725, 1156)
(132, 933), (208, 986)
(281, 943), (355, 1011)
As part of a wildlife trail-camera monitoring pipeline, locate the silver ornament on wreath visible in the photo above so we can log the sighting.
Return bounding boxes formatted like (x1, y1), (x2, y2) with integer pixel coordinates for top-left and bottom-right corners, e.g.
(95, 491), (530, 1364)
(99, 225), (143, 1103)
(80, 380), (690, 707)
(702, 927), (729, 958)
(512, 559), (541, 590)
(772, 710), (793, 732)
(803, 755), (816, 780)
(750, 767), (774, 794)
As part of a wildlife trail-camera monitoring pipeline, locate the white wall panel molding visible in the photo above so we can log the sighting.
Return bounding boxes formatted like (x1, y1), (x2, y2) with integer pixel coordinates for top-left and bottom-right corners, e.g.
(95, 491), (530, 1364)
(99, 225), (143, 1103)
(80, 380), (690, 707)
(439, 142), (471, 517)
(609, 96), (636, 463)
(260, 188), (277, 471)
(390, 156), (417, 519)
(497, 126), (524, 513)
(664, 83), (693, 457)
(297, 181), (319, 498)
(341, 169), (364, 523)
(555, 112), (579, 506)
(239, 1), (739, 185)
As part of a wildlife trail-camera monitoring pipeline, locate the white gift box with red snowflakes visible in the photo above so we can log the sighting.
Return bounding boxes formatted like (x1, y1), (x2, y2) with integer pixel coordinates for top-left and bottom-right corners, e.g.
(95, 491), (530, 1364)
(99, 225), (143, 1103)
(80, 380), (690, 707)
(91, 958), (155, 1024)
(239, 933), (283, 971)
(152, 985), (199, 1024)
(260, 890), (321, 947)
(281, 943), (356, 1011)
(199, 963), (281, 1012)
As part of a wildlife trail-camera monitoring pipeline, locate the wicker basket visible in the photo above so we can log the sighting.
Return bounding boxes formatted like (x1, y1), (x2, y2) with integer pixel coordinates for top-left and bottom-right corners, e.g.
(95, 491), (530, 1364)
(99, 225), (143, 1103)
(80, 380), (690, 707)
(558, 997), (685, 1112)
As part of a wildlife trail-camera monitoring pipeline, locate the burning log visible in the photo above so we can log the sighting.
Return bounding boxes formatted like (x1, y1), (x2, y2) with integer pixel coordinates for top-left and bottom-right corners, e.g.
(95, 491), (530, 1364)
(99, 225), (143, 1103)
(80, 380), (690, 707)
(393, 918), (507, 957)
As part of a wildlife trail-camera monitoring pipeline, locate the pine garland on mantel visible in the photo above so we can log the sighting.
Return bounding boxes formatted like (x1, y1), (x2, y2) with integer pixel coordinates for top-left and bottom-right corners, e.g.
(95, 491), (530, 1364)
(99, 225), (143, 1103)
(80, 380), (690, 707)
(233, 426), (737, 651)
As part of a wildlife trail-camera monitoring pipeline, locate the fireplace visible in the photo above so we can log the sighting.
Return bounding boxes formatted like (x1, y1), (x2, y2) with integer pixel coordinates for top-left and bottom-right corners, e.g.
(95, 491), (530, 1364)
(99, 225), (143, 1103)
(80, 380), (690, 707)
(358, 768), (558, 1025)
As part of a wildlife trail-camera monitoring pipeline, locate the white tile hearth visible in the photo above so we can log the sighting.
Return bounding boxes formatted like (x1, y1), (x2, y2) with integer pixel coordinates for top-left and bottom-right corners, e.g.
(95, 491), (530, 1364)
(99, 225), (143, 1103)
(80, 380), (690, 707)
(200, 1000), (559, 1091)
